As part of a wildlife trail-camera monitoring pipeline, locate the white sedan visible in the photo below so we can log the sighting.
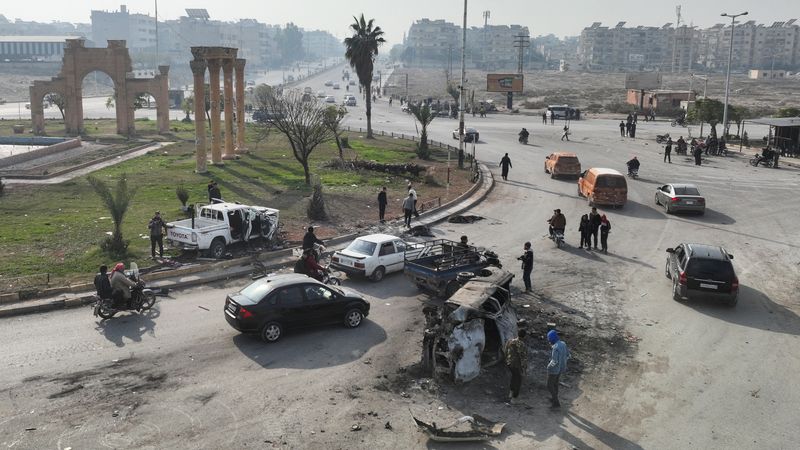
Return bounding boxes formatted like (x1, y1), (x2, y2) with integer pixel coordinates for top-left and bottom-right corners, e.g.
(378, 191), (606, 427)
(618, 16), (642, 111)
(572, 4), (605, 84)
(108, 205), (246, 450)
(331, 234), (408, 281)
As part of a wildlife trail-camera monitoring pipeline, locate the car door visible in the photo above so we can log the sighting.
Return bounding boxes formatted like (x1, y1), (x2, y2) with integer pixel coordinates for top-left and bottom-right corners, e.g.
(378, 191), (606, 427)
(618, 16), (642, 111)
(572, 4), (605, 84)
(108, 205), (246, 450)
(376, 241), (398, 274)
(391, 240), (408, 273)
(274, 286), (306, 327)
(302, 283), (339, 325)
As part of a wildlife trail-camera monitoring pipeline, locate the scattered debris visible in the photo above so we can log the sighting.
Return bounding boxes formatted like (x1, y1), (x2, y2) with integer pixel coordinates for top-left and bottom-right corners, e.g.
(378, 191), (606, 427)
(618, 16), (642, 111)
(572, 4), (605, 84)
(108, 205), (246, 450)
(412, 413), (505, 442)
(350, 424), (361, 431)
(447, 215), (484, 224)
(197, 305), (210, 311)
(406, 225), (434, 237)
(400, 391), (411, 398)
(385, 421), (393, 430)
(750, 389), (761, 398)
(25, 427), (36, 431)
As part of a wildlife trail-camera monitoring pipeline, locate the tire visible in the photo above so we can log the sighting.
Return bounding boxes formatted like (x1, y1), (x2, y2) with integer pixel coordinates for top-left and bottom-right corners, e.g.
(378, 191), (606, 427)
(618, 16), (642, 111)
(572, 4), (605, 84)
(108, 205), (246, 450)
(260, 322), (283, 343)
(665, 203), (672, 214)
(725, 296), (738, 307)
(672, 280), (684, 301)
(671, 120), (677, 127)
(544, 164), (549, 174)
(139, 291), (156, 310)
(327, 276), (342, 286)
(665, 261), (672, 279)
(370, 266), (385, 282)
(556, 238), (563, 248)
(209, 238), (226, 259)
(97, 301), (116, 319)
(749, 157), (759, 167)
(344, 309), (364, 328)
(654, 194), (660, 205)
(550, 171), (556, 179)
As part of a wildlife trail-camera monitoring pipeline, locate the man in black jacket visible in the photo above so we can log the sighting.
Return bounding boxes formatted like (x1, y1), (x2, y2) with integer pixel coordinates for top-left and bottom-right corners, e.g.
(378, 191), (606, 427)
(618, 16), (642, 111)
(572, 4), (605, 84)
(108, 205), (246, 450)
(518, 242), (534, 292)
(94, 265), (113, 299)
(148, 211), (167, 259)
(588, 207), (602, 250)
(377, 187), (387, 223)
(302, 226), (324, 255)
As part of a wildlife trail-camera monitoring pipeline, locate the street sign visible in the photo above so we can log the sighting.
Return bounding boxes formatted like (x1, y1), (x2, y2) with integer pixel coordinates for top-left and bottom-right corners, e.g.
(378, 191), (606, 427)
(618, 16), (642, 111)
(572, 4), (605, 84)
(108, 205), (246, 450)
(625, 72), (662, 90)
(486, 74), (524, 93)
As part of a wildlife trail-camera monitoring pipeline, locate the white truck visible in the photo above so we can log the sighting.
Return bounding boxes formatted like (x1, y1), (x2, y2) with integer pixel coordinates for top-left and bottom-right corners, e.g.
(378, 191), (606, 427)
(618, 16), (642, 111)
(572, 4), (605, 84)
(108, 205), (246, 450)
(165, 202), (280, 259)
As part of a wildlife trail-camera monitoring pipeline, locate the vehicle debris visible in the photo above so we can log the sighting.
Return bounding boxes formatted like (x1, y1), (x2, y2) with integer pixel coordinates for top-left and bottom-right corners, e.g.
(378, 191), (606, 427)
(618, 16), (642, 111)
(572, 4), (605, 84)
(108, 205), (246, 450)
(421, 267), (517, 383)
(411, 413), (505, 442)
(447, 214), (484, 224)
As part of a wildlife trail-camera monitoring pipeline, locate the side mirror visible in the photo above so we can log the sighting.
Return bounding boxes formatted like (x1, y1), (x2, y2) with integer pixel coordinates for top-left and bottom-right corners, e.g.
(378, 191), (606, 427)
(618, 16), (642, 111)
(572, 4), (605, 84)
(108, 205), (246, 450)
(665, 248), (675, 253)
(727, 253), (734, 260)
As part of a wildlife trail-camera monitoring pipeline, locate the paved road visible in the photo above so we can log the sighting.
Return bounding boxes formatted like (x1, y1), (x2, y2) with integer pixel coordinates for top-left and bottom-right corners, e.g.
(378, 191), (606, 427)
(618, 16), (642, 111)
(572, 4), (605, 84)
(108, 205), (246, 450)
(1, 69), (799, 449)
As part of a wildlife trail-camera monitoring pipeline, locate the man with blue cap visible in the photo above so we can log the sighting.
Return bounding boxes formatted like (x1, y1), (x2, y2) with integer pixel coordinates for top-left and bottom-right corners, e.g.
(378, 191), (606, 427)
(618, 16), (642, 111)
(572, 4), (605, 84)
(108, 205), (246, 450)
(546, 329), (570, 408)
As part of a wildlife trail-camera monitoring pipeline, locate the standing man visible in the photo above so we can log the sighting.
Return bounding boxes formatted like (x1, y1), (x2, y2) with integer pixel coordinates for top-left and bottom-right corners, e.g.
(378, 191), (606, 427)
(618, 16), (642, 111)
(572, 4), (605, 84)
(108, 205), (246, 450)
(208, 181), (222, 203)
(518, 242), (533, 292)
(619, 120), (626, 137)
(550, 110), (555, 125)
(546, 330), (570, 408)
(504, 328), (528, 404)
(148, 211), (166, 259)
(664, 137), (673, 163)
(542, 110), (548, 124)
(402, 192), (415, 228)
(599, 214), (611, 253)
(578, 213), (591, 249)
(377, 186), (388, 223)
(561, 124), (570, 141)
(499, 153), (513, 181)
(633, 111), (638, 124)
(693, 144), (703, 166)
(589, 207), (602, 250)
(630, 122), (637, 138)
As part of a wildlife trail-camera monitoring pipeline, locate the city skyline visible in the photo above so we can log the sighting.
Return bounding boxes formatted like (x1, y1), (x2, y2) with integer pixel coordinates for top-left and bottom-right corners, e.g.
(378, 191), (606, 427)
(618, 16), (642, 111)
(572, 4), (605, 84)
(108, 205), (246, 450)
(2, 0), (797, 46)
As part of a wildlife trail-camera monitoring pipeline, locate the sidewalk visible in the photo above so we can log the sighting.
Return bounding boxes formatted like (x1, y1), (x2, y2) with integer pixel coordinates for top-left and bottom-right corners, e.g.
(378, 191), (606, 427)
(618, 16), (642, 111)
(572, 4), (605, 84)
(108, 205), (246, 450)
(0, 162), (494, 318)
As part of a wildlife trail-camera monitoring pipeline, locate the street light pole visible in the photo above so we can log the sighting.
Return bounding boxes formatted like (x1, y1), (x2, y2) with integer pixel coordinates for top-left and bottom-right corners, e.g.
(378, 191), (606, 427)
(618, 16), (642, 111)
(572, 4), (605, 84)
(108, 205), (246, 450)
(721, 11), (747, 138)
(457, 0), (467, 171)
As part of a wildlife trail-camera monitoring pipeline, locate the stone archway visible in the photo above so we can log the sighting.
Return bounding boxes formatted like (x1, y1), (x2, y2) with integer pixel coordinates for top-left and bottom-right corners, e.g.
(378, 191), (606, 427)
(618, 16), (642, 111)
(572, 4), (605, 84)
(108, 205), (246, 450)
(29, 39), (169, 136)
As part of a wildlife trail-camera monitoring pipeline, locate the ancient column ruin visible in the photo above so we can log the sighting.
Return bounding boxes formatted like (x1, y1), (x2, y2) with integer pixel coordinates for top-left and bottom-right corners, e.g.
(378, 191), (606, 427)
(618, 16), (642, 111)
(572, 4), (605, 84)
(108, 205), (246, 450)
(190, 59), (208, 174)
(235, 58), (247, 153)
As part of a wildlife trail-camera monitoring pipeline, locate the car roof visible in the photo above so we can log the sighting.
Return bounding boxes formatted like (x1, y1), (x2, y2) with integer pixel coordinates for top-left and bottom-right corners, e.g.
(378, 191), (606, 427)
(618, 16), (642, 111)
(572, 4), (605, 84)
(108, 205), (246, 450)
(551, 152), (577, 157)
(588, 168), (623, 176)
(685, 243), (730, 260)
(252, 273), (322, 290)
(667, 183), (699, 189)
(354, 233), (401, 244)
(201, 202), (247, 211)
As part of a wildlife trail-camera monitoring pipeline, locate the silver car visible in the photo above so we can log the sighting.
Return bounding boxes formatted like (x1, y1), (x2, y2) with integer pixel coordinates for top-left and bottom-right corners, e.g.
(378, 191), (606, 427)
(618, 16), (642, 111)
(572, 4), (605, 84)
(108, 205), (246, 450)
(655, 183), (706, 214)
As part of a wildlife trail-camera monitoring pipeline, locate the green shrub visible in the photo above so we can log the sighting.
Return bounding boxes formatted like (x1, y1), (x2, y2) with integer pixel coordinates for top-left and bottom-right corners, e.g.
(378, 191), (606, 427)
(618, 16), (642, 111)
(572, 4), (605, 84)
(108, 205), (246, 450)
(416, 143), (431, 160)
(176, 184), (189, 207)
(307, 178), (328, 221)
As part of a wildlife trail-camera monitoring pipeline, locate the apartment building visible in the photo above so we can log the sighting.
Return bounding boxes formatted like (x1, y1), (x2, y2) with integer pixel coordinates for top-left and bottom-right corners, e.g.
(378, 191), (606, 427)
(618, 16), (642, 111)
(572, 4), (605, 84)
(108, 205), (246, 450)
(91, 4), (156, 51)
(405, 19), (460, 66)
(302, 30), (342, 60)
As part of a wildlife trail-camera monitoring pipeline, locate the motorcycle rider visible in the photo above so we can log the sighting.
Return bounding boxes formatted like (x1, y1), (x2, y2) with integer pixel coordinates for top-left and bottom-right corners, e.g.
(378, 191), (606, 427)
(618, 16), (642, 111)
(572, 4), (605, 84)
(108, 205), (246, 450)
(109, 262), (137, 309)
(302, 226), (324, 259)
(547, 209), (567, 239)
(94, 265), (113, 299)
(302, 248), (327, 282)
(626, 156), (640, 176)
(518, 127), (529, 143)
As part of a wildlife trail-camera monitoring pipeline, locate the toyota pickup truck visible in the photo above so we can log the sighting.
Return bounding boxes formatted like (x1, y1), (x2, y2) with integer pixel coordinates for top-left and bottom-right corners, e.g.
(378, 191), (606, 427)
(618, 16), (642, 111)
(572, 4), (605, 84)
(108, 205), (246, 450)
(166, 202), (280, 259)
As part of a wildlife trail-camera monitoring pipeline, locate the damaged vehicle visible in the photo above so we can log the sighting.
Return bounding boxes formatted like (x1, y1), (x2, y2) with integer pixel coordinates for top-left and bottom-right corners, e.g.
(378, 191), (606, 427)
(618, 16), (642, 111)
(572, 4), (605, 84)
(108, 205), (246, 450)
(404, 238), (502, 298)
(422, 268), (517, 383)
(166, 202), (280, 259)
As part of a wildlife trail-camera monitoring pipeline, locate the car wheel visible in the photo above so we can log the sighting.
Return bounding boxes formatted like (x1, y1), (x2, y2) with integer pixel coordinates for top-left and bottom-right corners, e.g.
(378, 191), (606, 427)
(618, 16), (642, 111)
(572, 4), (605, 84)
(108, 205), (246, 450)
(209, 238), (226, 259)
(665, 203), (672, 214)
(544, 164), (549, 174)
(344, 309), (364, 328)
(550, 171), (555, 179)
(370, 266), (385, 282)
(672, 280), (684, 301)
(665, 260), (672, 279)
(654, 194), (660, 205)
(260, 322), (282, 343)
(725, 296), (738, 307)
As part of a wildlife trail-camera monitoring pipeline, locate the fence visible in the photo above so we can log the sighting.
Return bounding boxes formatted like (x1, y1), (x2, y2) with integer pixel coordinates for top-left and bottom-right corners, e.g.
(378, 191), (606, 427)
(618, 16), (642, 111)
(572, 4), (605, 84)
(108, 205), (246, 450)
(342, 126), (461, 154)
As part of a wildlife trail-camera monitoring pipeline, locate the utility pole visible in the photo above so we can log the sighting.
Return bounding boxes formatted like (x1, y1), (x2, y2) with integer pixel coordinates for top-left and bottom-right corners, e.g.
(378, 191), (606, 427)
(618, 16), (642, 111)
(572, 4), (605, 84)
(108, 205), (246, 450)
(457, 0), (467, 171)
(671, 5), (681, 73)
(690, 73), (708, 137)
(511, 33), (530, 109)
(482, 10), (490, 70)
(154, 0), (159, 68)
(721, 11), (748, 138)
(448, 45), (453, 83)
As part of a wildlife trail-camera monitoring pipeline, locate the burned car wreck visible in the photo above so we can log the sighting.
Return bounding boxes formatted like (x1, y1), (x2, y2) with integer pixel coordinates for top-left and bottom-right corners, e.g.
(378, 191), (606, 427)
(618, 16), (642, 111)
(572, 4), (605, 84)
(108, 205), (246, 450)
(422, 268), (518, 383)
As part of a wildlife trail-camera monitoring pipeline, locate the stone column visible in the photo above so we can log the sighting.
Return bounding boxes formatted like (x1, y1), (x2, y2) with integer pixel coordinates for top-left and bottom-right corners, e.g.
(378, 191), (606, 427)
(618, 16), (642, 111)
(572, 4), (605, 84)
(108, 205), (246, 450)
(234, 58), (247, 153)
(222, 58), (236, 160)
(30, 85), (45, 135)
(208, 58), (222, 165)
(156, 65), (170, 134)
(190, 59), (208, 174)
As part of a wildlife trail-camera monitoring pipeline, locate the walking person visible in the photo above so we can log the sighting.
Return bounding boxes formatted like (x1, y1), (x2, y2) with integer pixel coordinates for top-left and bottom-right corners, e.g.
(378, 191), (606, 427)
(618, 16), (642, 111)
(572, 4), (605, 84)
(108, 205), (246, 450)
(402, 192), (415, 228)
(377, 186), (388, 223)
(619, 120), (626, 137)
(561, 124), (570, 141)
(664, 137), (673, 163)
(625, 121), (632, 137)
(546, 330), (570, 408)
(505, 328), (528, 404)
(518, 242), (533, 292)
(407, 183), (419, 218)
(542, 111), (548, 124)
(578, 213), (591, 249)
(148, 211), (166, 259)
(589, 207), (602, 250)
(550, 110), (555, 125)
(499, 153), (512, 181)
(694, 144), (703, 166)
(599, 214), (611, 253)
(630, 122), (637, 138)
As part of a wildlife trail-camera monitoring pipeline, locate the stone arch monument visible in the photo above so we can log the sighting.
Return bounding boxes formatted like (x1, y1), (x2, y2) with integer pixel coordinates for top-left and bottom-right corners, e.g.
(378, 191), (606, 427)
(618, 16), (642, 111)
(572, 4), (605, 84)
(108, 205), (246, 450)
(190, 46), (247, 173)
(29, 39), (169, 136)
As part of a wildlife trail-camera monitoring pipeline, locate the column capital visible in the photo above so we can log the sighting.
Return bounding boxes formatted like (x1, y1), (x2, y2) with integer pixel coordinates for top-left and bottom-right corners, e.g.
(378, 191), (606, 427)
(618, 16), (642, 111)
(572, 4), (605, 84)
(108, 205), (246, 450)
(221, 58), (235, 72)
(190, 59), (207, 75)
(235, 58), (246, 71)
(207, 58), (221, 71)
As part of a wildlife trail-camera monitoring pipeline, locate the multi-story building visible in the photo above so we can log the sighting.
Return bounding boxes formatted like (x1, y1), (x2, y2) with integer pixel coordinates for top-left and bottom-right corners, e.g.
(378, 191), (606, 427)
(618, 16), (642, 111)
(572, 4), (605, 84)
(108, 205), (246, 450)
(302, 30), (342, 60)
(91, 4), (156, 51)
(405, 19), (460, 66)
(467, 24), (530, 70)
(0, 35), (82, 61)
(578, 22), (680, 71)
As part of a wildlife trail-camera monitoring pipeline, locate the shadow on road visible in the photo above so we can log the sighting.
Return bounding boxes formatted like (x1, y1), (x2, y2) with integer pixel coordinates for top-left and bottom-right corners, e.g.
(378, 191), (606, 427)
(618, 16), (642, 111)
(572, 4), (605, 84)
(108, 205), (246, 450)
(561, 412), (645, 450)
(685, 285), (800, 336)
(95, 308), (159, 348)
(669, 207), (736, 225)
(600, 199), (663, 220)
(501, 179), (580, 200)
(232, 319), (387, 369)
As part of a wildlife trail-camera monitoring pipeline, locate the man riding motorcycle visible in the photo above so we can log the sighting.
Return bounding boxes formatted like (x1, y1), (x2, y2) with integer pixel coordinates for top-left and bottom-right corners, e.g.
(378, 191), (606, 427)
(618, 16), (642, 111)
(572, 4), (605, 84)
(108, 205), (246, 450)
(94, 265), (113, 299)
(626, 156), (641, 175)
(547, 209), (567, 239)
(518, 128), (529, 143)
(109, 262), (137, 308)
(302, 248), (328, 282)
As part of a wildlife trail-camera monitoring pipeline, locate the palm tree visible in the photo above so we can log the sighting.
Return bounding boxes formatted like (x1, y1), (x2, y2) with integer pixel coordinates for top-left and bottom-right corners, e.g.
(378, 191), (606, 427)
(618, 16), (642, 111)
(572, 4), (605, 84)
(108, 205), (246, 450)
(88, 173), (137, 255)
(344, 14), (385, 139)
(409, 103), (435, 159)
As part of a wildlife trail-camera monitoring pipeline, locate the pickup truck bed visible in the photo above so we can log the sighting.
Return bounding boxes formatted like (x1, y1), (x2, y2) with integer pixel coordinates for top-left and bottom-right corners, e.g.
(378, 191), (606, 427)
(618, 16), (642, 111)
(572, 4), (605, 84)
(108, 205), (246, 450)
(404, 239), (498, 298)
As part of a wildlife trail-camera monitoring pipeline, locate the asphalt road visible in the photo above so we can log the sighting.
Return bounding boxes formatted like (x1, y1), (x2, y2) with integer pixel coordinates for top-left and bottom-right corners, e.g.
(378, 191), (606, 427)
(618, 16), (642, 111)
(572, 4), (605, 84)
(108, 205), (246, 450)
(1, 67), (799, 449)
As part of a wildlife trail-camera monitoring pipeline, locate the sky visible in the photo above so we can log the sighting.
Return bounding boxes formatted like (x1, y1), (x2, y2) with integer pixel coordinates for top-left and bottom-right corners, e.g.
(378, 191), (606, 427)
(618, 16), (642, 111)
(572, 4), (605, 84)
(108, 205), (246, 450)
(2, 0), (797, 46)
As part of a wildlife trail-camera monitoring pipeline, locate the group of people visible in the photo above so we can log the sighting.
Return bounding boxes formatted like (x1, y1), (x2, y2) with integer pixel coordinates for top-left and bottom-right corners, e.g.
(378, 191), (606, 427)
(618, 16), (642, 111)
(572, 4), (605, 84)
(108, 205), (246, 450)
(620, 114), (638, 138)
(504, 323), (570, 407)
(577, 207), (611, 252)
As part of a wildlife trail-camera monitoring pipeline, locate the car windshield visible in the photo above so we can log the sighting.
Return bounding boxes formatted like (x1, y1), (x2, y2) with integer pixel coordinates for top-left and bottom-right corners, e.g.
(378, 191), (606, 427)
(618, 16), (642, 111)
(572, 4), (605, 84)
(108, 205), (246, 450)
(674, 186), (700, 196)
(346, 239), (376, 256)
(239, 280), (273, 302)
(687, 259), (734, 278)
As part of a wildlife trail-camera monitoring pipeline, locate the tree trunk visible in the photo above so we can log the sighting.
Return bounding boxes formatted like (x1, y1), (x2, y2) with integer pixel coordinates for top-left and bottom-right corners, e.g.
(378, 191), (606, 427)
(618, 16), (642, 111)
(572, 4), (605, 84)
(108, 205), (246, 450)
(334, 134), (343, 159)
(302, 160), (311, 185)
(365, 82), (374, 139)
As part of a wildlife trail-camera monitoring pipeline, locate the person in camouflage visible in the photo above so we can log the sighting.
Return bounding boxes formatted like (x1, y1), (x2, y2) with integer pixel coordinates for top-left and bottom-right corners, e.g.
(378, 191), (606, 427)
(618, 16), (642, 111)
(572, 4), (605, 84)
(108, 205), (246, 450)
(504, 328), (528, 404)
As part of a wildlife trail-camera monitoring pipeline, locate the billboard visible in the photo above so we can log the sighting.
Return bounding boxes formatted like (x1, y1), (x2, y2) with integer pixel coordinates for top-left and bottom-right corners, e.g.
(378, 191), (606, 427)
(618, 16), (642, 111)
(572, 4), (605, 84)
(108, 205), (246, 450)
(486, 74), (524, 93)
(625, 72), (662, 90)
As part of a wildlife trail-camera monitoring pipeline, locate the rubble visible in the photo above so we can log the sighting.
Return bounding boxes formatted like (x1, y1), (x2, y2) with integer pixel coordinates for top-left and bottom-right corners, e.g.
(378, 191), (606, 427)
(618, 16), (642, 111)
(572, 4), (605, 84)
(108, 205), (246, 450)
(447, 215), (484, 224)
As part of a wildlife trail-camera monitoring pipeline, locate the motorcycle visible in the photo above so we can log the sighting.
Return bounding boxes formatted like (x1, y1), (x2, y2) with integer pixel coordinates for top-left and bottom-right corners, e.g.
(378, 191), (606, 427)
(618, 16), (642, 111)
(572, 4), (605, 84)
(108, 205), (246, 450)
(93, 263), (156, 319)
(656, 134), (670, 144)
(519, 135), (528, 145)
(671, 117), (686, 127)
(750, 153), (775, 168)
(627, 167), (639, 179)
(549, 229), (565, 248)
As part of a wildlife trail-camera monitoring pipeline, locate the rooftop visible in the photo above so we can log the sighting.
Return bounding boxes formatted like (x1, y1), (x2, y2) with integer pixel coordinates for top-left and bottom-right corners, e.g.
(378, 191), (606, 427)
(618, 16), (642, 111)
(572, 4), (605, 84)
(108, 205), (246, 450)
(0, 35), (82, 43)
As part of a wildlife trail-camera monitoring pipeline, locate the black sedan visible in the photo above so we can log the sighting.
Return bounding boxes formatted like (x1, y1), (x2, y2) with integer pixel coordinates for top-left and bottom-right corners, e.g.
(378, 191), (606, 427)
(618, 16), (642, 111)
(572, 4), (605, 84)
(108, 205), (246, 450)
(452, 127), (479, 142)
(224, 274), (370, 342)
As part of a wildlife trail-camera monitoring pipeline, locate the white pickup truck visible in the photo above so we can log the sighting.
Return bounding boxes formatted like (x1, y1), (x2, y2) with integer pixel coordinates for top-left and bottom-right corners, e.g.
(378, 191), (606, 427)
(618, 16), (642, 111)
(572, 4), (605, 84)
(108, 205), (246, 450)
(166, 202), (280, 259)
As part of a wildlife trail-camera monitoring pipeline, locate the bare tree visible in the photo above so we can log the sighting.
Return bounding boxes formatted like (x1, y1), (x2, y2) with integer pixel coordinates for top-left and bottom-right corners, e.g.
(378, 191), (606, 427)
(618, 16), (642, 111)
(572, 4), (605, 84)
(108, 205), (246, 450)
(254, 89), (334, 185)
(324, 105), (348, 159)
(44, 93), (66, 120)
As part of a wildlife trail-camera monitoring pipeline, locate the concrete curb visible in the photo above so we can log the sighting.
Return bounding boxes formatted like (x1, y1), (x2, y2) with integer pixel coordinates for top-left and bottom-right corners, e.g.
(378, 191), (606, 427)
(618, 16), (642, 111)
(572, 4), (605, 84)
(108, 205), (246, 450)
(0, 165), (494, 319)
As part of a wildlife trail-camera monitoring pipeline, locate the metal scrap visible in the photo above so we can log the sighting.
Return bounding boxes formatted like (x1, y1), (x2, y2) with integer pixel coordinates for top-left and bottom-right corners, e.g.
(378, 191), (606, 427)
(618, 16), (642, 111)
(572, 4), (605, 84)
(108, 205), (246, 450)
(412, 413), (505, 442)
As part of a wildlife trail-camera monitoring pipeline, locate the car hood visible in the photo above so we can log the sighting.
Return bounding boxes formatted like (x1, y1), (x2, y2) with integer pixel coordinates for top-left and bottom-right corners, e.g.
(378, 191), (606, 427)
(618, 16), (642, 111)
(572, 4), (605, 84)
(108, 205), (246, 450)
(338, 286), (366, 300)
(230, 293), (259, 307)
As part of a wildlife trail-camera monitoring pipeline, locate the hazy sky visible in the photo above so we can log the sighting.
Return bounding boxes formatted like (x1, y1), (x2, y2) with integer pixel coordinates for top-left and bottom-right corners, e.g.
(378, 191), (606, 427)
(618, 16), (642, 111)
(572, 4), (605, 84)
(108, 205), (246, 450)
(2, 0), (796, 46)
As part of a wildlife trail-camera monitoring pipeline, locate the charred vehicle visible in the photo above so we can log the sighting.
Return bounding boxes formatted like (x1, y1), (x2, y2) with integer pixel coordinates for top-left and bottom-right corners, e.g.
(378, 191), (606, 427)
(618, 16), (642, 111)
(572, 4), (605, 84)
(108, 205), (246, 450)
(422, 268), (517, 383)
(404, 239), (502, 298)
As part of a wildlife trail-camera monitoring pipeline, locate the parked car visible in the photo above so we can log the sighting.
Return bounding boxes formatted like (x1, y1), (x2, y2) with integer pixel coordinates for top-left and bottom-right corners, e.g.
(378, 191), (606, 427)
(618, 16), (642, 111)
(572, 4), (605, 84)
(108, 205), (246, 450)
(544, 152), (581, 178)
(331, 234), (408, 281)
(224, 274), (370, 342)
(304, 86), (313, 94)
(577, 168), (627, 207)
(333, 83), (341, 90)
(452, 127), (479, 142)
(325, 95), (336, 104)
(317, 91), (326, 98)
(344, 95), (357, 107)
(665, 243), (738, 306)
(655, 183), (706, 215)
(324, 80), (334, 86)
(349, 80), (356, 86)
